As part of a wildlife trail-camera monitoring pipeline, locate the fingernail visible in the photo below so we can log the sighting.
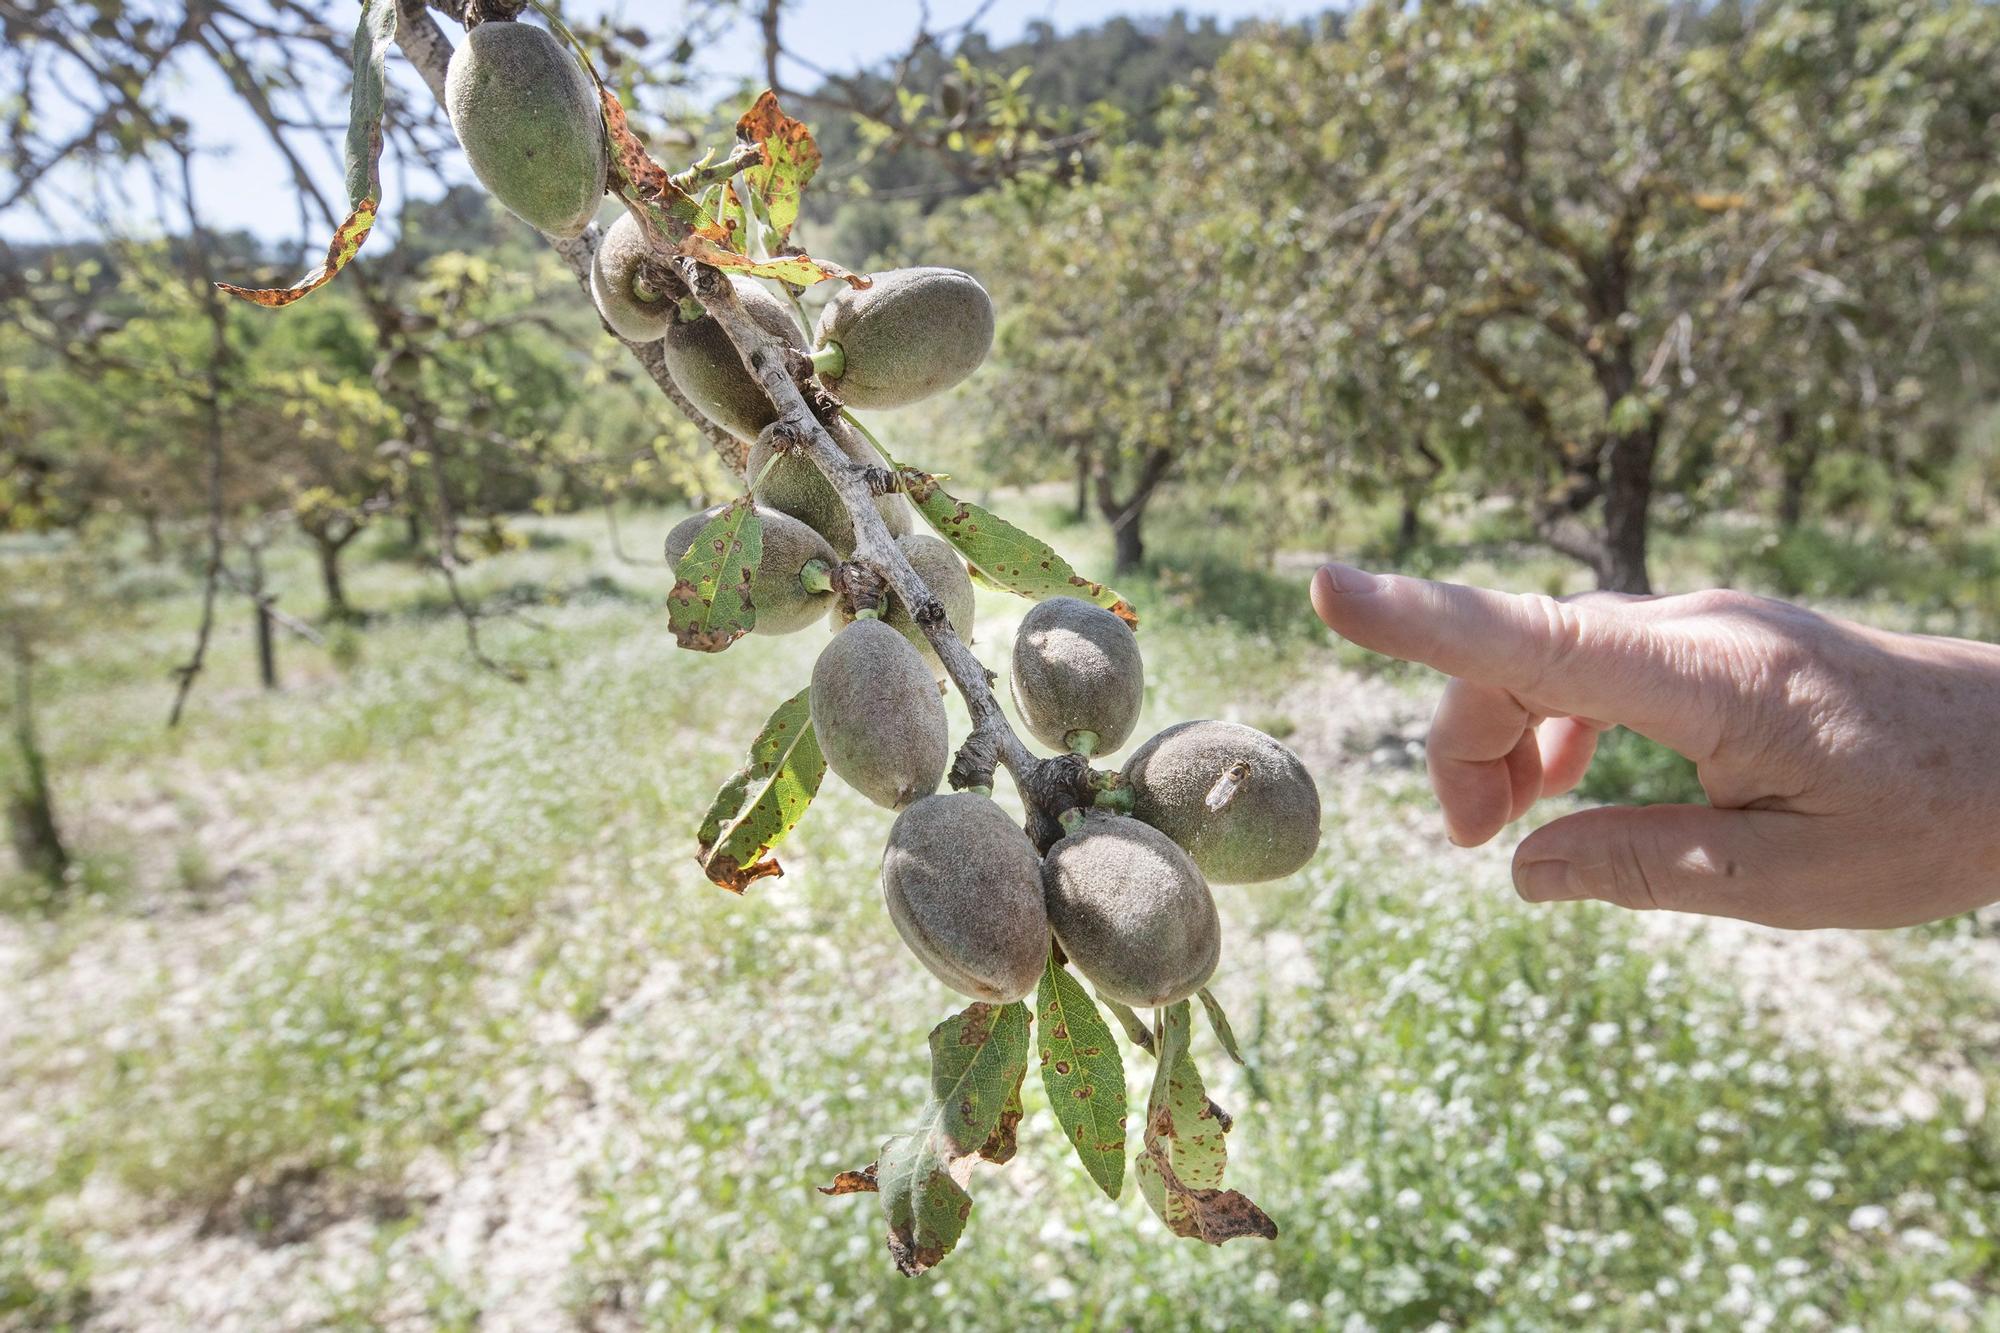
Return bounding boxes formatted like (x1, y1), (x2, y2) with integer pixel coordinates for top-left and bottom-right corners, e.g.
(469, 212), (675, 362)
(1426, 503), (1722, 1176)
(1318, 562), (1380, 596)
(1515, 859), (1583, 902)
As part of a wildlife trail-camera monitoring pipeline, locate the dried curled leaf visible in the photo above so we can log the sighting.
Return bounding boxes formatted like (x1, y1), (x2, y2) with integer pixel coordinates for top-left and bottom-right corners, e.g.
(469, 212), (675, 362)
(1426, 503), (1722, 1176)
(1134, 1000), (1276, 1246)
(218, 1), (394, 305)
(818, 1164), (878, 1196)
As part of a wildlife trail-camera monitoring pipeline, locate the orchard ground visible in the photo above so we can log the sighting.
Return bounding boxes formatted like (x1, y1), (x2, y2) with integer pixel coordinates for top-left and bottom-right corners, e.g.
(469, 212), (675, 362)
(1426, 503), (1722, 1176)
(2, 498), (1997, 1331)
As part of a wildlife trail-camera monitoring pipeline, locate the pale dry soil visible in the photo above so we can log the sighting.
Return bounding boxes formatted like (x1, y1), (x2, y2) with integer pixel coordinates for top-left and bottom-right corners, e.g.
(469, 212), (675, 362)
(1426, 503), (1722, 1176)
(4, 621), (1995, 1330)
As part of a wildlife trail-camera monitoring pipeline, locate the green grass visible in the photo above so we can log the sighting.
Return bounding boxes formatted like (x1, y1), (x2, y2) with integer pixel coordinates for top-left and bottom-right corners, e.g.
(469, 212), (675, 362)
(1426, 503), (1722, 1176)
(0, 1151), (90, 1330)
(1, 503), (1995, 1329)
(1577, 728), (1708, 808)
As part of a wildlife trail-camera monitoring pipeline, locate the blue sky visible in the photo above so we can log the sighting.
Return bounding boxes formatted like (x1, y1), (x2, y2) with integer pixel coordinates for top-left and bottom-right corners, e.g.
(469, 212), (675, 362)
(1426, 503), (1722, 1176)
(1, 1), (1331, 248)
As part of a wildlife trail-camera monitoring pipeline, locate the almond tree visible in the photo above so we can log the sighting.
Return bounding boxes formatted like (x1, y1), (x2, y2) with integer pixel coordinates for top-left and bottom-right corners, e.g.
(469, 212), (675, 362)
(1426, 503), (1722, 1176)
(1206, 0), (2000, 592)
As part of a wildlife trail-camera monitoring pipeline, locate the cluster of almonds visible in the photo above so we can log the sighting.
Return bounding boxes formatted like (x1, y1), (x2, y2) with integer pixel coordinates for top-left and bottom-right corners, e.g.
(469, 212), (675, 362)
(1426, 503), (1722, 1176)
(443, 11), (1322, 1019)
(880, 599), (1320, 1008)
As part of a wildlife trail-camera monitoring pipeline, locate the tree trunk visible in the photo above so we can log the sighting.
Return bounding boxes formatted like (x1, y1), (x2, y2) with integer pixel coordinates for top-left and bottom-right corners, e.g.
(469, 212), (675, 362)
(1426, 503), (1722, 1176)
(1598, 425), (1658, 594)
(141, 507), (165, 562)
(1094, 447), (1173, 577)
(255, 598), (277, 690)
(1073, 443), (1090, 523)
(1111, 512), (1144, 574)
(317, 535), (353, 622)
(1394, 490), (1423, 558)
(404, 508), (422, 551)
(7, 638), (67, 889)
(1775, 407), (1814, 532)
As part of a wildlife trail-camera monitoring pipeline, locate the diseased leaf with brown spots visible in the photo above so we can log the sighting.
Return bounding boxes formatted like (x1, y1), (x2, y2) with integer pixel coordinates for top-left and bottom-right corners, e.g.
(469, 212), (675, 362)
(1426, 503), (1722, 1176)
(694, 686), (824, 892)
(980, 1067), (1026, 1166)
(898, 469), (1138, 626)
(218, 0), (393, 305)
(667, 496), (761, 650)
(685, 238), (865, 289)
(844, 1000), (1030, 1276)
(877, 1132), (972, 1276)
(1134, 1153), (1280, 1246)
(599, 92), (736, 246)
(1197, 986), (1247, 1066)
(735, 90), (820, 245)
(1134, 1000), (1276, 1246)
(1037, 954), (1127, 1199)
(713, 179), (748, 251)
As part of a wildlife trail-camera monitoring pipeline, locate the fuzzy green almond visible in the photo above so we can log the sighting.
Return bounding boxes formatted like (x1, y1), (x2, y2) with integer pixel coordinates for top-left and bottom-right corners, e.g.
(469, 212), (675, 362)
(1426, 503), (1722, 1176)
(445, 22), (607, 239)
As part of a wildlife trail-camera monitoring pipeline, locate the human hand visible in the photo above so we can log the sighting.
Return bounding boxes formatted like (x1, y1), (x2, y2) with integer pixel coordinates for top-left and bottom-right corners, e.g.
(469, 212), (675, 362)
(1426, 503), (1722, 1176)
(1309, 563), (2000, 929)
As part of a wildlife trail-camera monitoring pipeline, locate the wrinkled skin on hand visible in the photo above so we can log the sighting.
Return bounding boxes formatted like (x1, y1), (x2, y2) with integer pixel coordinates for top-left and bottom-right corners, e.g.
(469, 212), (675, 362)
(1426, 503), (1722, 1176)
(1312, 563), (2000, 929)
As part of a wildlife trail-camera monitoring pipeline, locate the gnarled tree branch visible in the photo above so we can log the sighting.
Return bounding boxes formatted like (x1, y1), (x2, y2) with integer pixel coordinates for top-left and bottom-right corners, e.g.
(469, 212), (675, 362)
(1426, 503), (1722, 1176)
(391, 4), (1089, 832)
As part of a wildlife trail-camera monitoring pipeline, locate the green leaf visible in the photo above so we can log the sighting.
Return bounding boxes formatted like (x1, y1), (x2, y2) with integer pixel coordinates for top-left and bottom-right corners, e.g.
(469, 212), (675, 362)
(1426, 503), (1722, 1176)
(898, 469), (1138, 627)
(1134, 1001), (1276, 1247)
(694, 686), (824, 892)
(216, 0), (392, 306)
(836, 1001), (1029, 1277)
(667, 496), (762, 651)
(1037, 956), (1128, 1198)
(736, 90), (821, 246)
(1197, 987), (1246, 1066)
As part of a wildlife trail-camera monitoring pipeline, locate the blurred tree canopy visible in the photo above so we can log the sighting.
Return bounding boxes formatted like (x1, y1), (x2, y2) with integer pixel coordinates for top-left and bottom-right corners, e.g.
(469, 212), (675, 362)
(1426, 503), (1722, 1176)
(947, 0), (2000, 591)
(3, 0), (1998, 621)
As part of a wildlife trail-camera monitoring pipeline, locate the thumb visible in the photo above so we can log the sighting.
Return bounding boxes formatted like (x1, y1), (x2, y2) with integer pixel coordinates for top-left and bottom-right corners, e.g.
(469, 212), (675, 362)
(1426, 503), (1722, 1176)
(1510, 804), (1838, 929)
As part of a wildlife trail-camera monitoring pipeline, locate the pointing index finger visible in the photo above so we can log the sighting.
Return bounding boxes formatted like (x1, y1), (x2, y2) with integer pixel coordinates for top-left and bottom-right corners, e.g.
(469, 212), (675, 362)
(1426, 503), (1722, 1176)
(1310, 563), (1718, 757)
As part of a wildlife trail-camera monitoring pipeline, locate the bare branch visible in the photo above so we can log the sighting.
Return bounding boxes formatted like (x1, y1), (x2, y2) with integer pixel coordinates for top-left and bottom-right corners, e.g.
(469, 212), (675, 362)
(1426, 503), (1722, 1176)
(681, 266), (1038, 793)
(166, 150), (230, 729)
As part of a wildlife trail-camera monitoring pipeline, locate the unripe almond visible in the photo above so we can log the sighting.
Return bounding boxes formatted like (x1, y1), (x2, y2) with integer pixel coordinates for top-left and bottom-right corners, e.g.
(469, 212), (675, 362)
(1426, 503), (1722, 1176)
(814, 267), (994, 409)
(745, 429), (912, 555)
(1122, 720), (1321, 884)
(810, 619), (948, 809)
(663, 277), (804, 442)
(1009, 596), (1144, 756)
(590, 210), (677, 342)
(1042, 812), (1219, 1008)
(882, 792), (1048, 1002)
(446, 22), (607, 239)
(834, 533), (974, 679)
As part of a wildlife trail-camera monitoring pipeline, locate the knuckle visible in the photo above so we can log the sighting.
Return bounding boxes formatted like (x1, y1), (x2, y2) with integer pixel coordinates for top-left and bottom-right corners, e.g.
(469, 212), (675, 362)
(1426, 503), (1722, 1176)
(1515, 593), (1586, 692)
(1601, 833), (1666, 912)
